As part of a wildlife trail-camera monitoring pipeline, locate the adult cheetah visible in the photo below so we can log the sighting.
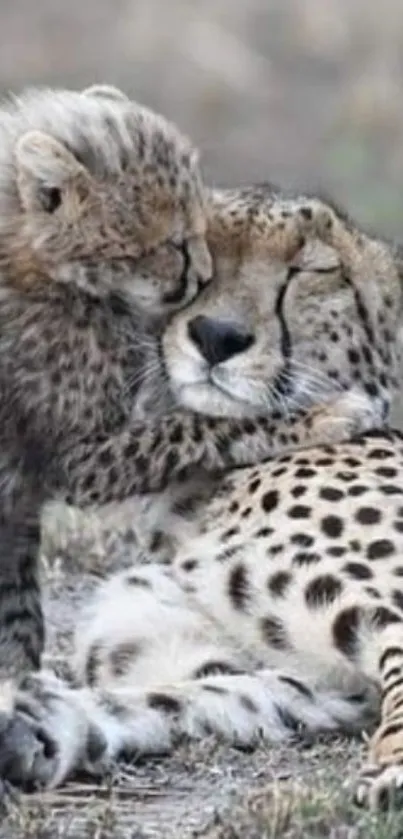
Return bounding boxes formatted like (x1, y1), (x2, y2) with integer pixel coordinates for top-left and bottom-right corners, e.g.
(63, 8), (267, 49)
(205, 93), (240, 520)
(1, 186), (403, 809)
(0, 86), (372, 694)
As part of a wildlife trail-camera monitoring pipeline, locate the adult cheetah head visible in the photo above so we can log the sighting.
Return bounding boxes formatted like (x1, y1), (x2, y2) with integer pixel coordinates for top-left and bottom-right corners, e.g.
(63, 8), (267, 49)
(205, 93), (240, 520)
(0, 84), (211, 312)
(163, 185), (403, 419)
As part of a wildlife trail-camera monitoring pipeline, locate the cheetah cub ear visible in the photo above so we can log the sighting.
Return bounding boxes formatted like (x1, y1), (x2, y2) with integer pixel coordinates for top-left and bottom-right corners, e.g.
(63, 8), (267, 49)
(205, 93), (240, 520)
(15, 130), (91, 215)
(81, 83), (129, 103)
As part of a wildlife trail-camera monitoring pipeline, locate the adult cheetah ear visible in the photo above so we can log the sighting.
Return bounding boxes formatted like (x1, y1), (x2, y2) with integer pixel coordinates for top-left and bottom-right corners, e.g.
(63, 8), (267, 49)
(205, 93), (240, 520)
(15, 130), (91, 215)
(82, 84), (129, 103)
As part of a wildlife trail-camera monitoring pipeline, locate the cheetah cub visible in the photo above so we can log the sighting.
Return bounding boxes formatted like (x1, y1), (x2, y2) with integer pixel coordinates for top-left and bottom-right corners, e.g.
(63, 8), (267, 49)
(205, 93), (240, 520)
(0, 87), (378, 688)
(2, 187), (403, 810)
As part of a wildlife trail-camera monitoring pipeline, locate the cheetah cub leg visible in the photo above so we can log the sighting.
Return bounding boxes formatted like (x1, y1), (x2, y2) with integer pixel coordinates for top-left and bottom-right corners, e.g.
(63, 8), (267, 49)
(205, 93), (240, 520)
(0, 663), (371, 790)
(356, 624), (403, 810)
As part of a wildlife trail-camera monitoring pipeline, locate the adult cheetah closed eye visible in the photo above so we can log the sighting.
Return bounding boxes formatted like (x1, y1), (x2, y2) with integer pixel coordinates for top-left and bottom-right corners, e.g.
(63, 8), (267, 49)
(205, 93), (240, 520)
(3, 187), (403, 810)
(0, 85), (380, 697)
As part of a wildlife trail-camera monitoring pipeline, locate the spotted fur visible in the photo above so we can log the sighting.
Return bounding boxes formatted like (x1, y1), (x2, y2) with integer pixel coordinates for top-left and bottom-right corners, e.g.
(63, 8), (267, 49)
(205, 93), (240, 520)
(2, 185), (403, 809)
(0, 87), (381, 691)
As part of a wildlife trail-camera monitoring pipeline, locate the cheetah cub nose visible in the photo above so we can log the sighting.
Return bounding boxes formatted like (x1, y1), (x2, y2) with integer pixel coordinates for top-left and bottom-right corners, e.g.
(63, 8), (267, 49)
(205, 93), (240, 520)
(187, 315), (254, 365)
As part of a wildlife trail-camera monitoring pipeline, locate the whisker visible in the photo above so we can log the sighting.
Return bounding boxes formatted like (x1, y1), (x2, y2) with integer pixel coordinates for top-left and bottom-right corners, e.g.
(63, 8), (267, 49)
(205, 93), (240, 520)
(123, 359), (162, 395)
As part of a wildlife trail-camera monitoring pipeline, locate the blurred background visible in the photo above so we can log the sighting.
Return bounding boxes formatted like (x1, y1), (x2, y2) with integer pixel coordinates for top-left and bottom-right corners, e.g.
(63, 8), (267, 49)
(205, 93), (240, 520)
(2, 0), (403, 238)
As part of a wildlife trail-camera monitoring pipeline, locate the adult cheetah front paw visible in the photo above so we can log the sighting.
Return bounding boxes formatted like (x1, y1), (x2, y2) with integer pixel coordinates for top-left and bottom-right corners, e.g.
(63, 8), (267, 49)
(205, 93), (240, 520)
(307, 389), (382, 446)
(0, 709), (58, 790)
(0, 673), (91, 789)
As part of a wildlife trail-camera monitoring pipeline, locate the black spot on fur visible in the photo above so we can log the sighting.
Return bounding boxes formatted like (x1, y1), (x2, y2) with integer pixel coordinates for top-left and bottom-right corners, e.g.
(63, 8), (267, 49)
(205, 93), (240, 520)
(98, 448), (114, 467)
(287, 505), (312, 519)
(321, 515), (344, 539)
(381, 486), (403, 497)
(109, 641), (141, 677)
(147, 692), (182, 714)
(134, 454), (148, 475)
(335, 471), (355, 482)
(347, 348), (360, 364)
(355, 507), (381, 525)
(85, 643), (102, 686)
(216, 546), (243, 563)
(348, 485), (369, 497)
(268, 571), (292, 597)
(169, 424), (184, 444)
(126, 575), (152, 588)
(228, 563), (252, 611)
(319, 487), (344, 502)
(221, 527), (240, 542)
(373, 606), (402, 628)
(255, 527), (274, 538)
(305, 574), (343, 608)
(291, 533), (314, 548)
(367, 447), (394, 460)
(261, 615), (290, 649)
(291, 485), (307, 499)
(350, 539), (361, 552)
(261, 490), (279, 513)
(248, 478), (261, 494)
(365, 586), (381, 599)
(295, 467), (316, 479)
(181, 558), (198, 572)
(268, 543), (284, 556)
(202, 684), (228, 695)
(239, 694), (258, 713)
(293, 551), (321, 566)
(392, 591), (403, 613)
(343, 562), (373, 580)
(327, 546), (346, 558)
(271, 467), (287, 478)
(376, 467), (398, 479)
(193, 661), (243, 679)
(332, 606), (361, 659)
(367, 539), (395, 560)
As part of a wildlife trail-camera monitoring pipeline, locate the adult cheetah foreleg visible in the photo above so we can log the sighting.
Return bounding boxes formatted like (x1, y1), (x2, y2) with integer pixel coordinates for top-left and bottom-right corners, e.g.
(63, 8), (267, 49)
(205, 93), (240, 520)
(0, 664), (371, 790)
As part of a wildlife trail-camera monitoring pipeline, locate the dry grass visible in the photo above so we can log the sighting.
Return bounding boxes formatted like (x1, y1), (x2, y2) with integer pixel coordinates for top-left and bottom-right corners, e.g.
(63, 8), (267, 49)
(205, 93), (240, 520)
(2, 736), (403, 838)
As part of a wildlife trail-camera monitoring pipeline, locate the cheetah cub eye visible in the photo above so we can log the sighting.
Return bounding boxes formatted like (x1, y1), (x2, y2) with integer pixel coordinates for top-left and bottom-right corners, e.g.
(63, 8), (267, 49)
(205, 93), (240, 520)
(10, 88), (212, 312)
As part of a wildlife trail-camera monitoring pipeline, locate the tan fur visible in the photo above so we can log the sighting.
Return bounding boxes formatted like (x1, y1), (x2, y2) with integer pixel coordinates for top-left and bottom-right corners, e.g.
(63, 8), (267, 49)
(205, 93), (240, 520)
(2, 185), (403, 811)
(0, 83), (214, 685)
(0, 86), (210, 305)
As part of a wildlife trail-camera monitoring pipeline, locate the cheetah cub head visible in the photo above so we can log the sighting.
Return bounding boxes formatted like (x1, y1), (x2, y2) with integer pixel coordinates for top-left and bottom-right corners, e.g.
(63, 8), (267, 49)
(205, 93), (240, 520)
(0, 84), (211, 311)
(163, 185), (403, 419)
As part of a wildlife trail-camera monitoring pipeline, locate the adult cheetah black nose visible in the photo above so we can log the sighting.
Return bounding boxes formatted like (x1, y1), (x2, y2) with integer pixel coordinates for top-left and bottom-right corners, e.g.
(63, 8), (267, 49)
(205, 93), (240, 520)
(187, 315), (254, 365)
